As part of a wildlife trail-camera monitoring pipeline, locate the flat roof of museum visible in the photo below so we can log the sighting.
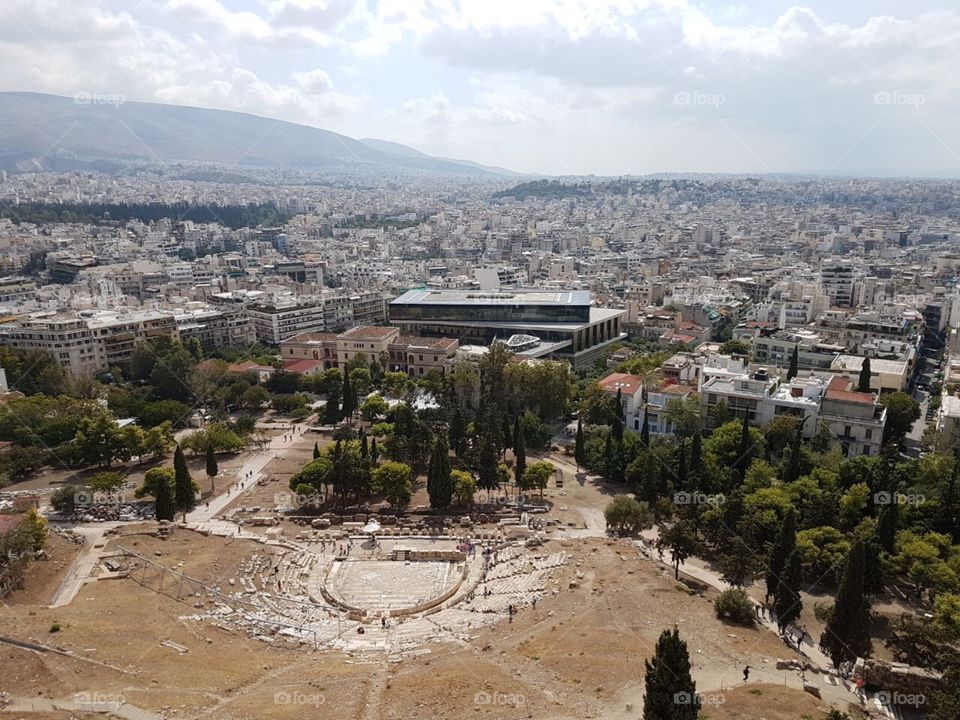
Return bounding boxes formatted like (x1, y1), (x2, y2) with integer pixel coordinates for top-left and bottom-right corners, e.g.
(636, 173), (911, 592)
(391, 288), (591, 306)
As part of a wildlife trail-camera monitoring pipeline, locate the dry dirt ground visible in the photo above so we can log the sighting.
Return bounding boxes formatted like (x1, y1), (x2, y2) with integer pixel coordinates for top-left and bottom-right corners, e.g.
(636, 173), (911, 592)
(0, 525), (858, 720)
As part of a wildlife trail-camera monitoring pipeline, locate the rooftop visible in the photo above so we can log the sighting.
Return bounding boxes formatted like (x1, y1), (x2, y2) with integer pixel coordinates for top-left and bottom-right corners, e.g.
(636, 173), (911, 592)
(832, 355), (908, 374)
(339, 325), (399, 340)
(391, 288), (591, 307)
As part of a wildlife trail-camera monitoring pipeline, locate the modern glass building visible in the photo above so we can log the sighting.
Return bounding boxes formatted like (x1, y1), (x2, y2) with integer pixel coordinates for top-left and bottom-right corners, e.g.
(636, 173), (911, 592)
(389, 289), (625, 369)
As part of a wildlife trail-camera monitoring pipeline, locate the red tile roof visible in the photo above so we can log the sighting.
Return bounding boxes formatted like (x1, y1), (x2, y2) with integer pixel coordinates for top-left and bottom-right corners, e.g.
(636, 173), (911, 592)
(824, 375), (874, 404)
(598, 373), (643, 396)
(283, 359), (324, 374)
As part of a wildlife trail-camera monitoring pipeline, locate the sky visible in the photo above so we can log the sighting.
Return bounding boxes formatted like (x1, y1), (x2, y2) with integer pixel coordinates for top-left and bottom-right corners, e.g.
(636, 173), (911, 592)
(2, 0), (959, 176)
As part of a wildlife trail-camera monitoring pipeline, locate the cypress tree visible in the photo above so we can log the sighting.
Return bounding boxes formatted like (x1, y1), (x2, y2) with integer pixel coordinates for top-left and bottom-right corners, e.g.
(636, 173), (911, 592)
(313, 441), (321, 459)
(427, 433), (453, 510)
(513, 417), (526, 489)
(787, 344), (799, 381)
(612, 414), (624, 443)
(604, 431), (614, 479)
(502, 414), (513, 453)
(370, 437), (379, 465)
(736, 414), (751, 473)
(676, 438), (687, 491)
(340, 368), (354, 420)
(774, 549), (802, 631)
(688, 432), (702, 489)
(205, 444), (218, 490)
(614, 388), (623, 424)
(939, 453), (960, 542)
(640, 412), (650, 448)
(766, 508), (797, 601)
(360, 431), (369, 459)
(324, 395), (340, 424)
(784, 423), (804, 483)
(154, 470), (176, 522)
(449, 406), (467, 458)
(643, 627), (699, 720)
(820, 540), (872, 667)
(574, 418), (585, 470)
(877, 501), (898, 554)
(173, 444), (195, 520)
(857, 357), (872, 393)
(477, 435), (499, 497)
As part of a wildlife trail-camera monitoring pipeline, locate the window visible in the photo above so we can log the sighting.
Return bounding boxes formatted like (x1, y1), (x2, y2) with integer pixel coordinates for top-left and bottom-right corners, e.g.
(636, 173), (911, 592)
(865, 428), (872, 440)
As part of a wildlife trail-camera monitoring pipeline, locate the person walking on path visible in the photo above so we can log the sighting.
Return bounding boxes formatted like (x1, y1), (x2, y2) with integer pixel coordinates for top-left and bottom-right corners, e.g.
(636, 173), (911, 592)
(743, 666), (750, 683)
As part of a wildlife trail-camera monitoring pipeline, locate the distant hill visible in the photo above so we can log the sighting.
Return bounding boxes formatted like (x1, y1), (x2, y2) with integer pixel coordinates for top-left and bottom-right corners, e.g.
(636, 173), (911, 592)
(0, 92), (516, 177)
(359, 138), (526, 177)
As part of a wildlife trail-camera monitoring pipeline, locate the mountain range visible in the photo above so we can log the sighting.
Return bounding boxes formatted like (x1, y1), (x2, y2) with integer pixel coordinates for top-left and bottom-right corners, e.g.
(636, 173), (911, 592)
(0, 92), (520, 178)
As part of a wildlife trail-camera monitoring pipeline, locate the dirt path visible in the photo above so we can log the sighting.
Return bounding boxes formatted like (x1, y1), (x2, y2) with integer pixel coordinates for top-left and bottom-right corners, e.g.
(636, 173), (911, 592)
(48, 522), (122, 608)
(3, 694), (165, 720)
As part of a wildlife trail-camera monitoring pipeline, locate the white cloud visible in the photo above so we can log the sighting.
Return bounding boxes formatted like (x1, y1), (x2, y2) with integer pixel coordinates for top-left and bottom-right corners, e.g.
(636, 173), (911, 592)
(1, 0), (959, 174)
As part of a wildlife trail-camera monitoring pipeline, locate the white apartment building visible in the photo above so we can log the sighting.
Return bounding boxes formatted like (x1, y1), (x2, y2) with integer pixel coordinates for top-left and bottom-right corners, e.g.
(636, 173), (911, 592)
(818, 376), (886, 457)
(701, 369), (779, 429)
(174, 304), (256, 353)
(0, 309), (179, 375)
(749, 330), (843, 371)
(247, 300), (327, 345)
(598, 373), (645, 431)
(821, 258), (856, 308)
(700, 369), (885, 456)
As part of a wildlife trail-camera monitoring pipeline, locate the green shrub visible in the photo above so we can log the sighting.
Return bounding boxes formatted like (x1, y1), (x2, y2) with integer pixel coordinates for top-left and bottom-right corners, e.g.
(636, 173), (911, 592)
(714, 588), (756, 626)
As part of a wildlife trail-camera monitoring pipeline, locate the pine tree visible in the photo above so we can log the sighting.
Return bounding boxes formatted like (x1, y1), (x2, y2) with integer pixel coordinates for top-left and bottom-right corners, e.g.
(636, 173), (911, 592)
(642, 627), (699, 720)
(820, 539), (872, 667)
(574, 418), (585, 470)
(313, 441), (321, 460)
(857, 357), (872, 393)
(640, 412), (650, 448)
(774, 548), (802, 631)
(154, 471), (176, 522)
(340, 367), (354, 420)
(173, 444), (195, 521)
(513, 416), (526, 489)
(787, 344), (799, 381)
(427, 433), (453, 510)
(205, 444), (218, 491)
(766, 508), (797, 601)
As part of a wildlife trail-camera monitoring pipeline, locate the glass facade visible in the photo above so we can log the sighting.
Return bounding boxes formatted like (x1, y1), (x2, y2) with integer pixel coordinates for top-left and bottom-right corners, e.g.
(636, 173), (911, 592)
(390, 302), (590, 324)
